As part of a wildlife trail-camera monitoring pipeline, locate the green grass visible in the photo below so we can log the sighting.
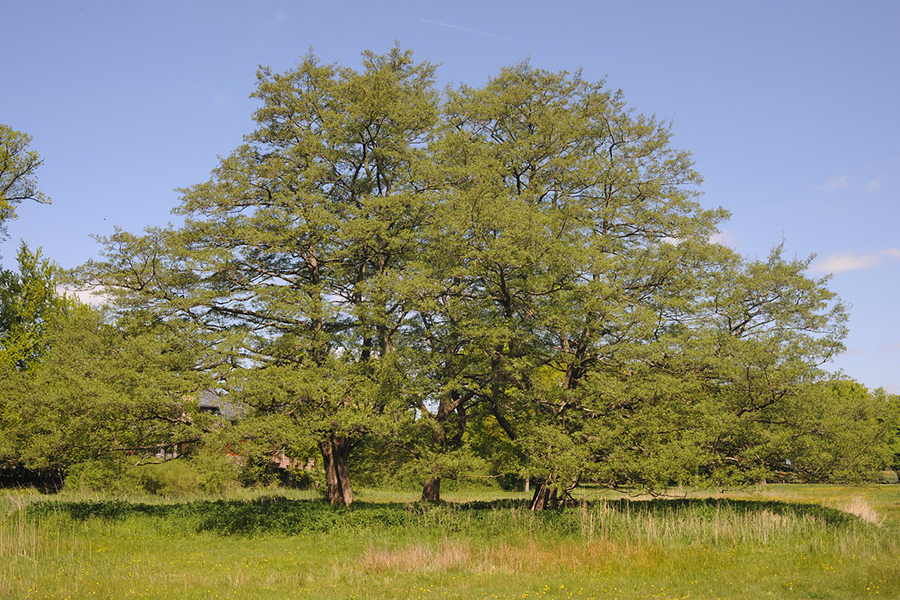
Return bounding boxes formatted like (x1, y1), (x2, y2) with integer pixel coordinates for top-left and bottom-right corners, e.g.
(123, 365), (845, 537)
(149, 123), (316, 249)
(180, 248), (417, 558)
(2, 484), (898, 599)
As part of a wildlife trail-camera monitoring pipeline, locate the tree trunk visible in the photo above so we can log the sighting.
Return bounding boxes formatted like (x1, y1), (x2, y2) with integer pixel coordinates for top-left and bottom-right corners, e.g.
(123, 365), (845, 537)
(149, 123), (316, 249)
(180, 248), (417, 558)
(319, 434), (354, 506)
(422, 477), (441, 502)
(419, 389), (458, 503)
(529, 481), (559, 511)
(420, 412), (446, 502)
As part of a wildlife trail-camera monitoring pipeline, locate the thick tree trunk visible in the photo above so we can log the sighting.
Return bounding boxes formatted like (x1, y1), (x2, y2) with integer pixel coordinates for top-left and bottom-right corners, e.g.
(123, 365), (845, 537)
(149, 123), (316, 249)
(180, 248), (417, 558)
(422, 477), (441, 502)
(319, 434), (354, 506)
(529, 481), (559, 511)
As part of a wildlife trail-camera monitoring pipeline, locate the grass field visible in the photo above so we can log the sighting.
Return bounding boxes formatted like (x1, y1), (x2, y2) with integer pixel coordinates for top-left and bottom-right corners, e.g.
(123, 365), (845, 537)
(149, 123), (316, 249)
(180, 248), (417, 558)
(2, 484), (898, 600)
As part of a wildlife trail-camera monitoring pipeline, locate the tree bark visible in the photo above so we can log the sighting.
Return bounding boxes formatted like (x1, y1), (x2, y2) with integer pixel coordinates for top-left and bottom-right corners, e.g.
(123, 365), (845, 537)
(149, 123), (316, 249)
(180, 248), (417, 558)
(420, 416), (445, 503)
(529, 481), (559, 511)
(319, 433), (354, 505)
(420, 414), (447, 502)
(422, 477), (441, 502)
(419, 388), (469, 503)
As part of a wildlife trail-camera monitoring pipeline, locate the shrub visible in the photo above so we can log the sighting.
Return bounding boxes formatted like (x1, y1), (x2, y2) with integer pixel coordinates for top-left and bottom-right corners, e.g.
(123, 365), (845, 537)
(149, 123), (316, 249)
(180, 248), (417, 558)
(873, 470), (899, 484)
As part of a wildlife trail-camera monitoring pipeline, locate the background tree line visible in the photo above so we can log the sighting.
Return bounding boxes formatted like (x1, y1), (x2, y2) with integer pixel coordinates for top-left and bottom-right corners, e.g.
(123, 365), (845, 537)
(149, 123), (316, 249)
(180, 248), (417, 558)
(2, 47), (898, 506)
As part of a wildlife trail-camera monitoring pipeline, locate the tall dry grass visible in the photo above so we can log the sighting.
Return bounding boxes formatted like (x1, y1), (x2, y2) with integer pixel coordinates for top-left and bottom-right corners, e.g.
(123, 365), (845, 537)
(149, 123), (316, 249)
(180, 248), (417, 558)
(831, 495), (884, 525)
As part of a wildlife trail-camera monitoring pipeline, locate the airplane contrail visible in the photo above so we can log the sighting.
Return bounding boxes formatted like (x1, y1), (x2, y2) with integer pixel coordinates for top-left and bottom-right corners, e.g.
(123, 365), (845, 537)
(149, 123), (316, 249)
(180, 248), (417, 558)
(420, 18), (532, 46)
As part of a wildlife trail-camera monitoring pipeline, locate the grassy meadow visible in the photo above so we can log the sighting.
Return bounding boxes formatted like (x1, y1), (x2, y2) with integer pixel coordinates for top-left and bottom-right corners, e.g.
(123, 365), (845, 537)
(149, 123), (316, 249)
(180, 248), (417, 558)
(2, 484), (898, 600)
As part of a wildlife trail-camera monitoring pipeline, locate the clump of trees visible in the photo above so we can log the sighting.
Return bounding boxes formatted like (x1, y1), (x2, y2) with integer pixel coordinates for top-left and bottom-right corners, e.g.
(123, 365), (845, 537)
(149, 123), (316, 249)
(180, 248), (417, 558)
(0, 124), (59, 372)
(2, 48), (898, 505)
(0, 125), (216, 489)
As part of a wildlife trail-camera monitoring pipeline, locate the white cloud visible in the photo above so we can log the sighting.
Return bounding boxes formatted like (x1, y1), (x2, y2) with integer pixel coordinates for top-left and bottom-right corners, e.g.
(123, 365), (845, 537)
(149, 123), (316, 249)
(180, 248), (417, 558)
(810, 247), (900, 274)
(818, 175), (850, 192)
(265, 12), (287, 28)
(59, 286), (108, 306)
(867, 177), (884, 191)
(708, 230), (735, 247)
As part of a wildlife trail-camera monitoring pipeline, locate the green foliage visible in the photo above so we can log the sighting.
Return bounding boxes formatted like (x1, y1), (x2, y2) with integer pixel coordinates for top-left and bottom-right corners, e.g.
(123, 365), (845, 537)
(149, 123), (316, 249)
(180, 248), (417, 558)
(0, 123), (49, 240)
(83, 45), (442, 505)
(188, 447), (244, 494)
(63, 459), (131, 493)
(0, 303), (214, 473)
(410, 62), (852, 500)
(0, 126), (61, 372)
(63, 458), (240, 496)
(778, 380), (899, 482)
(71, 47), (889, 506)
(0, 242), (67, 371)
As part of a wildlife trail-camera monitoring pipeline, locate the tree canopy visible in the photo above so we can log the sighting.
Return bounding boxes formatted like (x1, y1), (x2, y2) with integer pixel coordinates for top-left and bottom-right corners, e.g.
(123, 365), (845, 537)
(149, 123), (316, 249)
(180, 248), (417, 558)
(0, 124), (49, 240)
(71, 47), (893, 506)
(0, 125), (62, 371)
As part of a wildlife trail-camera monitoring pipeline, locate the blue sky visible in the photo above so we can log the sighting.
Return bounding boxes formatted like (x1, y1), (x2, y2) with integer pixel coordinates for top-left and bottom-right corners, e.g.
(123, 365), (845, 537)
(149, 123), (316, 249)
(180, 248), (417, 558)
(2, 0), (898, 391)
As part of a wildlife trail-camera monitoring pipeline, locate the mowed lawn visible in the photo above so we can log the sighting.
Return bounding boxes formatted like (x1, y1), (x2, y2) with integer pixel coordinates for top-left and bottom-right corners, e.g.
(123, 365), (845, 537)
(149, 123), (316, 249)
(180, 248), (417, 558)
(2, 484), (898, 600)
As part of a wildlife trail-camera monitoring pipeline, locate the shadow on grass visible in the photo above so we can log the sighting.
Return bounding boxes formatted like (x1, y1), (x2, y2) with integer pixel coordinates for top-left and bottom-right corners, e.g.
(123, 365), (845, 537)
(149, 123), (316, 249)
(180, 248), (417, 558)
(25, 496), (857, 536)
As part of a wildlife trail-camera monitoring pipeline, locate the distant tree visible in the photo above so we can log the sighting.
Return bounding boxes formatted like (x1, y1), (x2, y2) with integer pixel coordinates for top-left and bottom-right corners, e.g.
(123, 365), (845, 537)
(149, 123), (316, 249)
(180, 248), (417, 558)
(0, 125), (61, 370)
(0, 123), (50, 239)
(678, 248), (849, 485)
(0, 243), (66, 370)
(775, 378), (898, 482)
(548, 248), (851, 497)
(0, 303), (213, 478)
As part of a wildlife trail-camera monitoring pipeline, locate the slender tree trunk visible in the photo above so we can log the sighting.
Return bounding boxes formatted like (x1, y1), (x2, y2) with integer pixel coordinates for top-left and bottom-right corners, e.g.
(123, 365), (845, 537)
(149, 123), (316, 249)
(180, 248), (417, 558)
(420, 416), (445, 502)
(422, 477), (441, 502)
(419, 389), (460, 503)
(319, 434), (354, 506)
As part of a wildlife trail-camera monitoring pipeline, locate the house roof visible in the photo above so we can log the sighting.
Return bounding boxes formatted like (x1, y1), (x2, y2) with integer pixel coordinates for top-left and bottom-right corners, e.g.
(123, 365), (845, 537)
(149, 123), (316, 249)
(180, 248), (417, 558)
(198, 389), (245, 420)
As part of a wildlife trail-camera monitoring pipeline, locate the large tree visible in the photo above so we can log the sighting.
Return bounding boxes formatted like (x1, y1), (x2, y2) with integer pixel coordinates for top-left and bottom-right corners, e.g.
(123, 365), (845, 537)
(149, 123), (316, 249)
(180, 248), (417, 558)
(401, 64), (853, 507)
(87, 47), (439, 505)
(407, 63), (735, 505)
